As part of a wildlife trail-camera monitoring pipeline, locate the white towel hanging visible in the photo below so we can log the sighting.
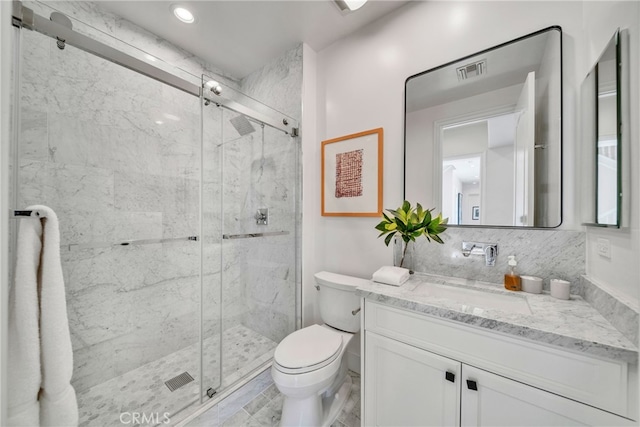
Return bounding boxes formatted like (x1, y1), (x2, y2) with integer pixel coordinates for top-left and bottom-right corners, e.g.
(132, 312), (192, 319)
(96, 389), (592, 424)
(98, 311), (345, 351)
(8, 205), (78, 427)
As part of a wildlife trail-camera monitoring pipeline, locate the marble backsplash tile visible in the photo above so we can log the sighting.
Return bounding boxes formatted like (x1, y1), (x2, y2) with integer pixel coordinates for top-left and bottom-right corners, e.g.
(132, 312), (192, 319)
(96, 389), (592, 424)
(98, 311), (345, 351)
(581, 275), (639, 347)
(412, 228), (586, 295)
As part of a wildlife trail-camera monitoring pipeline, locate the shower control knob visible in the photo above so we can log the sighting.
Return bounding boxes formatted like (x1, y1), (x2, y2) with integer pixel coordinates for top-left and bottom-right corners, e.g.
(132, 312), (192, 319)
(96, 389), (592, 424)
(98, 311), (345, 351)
(255, 209), (268, 225)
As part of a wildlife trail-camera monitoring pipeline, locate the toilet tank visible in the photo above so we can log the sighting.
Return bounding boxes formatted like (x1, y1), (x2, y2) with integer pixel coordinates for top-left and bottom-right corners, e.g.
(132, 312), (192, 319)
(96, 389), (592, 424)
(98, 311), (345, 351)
(314, 271), (369, 333)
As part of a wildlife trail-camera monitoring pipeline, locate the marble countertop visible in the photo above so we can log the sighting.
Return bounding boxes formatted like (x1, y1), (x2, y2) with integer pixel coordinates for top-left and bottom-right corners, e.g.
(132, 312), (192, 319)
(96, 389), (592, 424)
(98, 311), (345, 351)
(356, 273), (638, 363)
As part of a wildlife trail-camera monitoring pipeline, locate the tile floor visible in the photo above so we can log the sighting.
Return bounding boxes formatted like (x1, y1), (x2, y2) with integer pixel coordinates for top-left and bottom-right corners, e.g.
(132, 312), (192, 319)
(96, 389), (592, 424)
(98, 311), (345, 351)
(77, 325), (277, 427)
(187, 369), (361, 427)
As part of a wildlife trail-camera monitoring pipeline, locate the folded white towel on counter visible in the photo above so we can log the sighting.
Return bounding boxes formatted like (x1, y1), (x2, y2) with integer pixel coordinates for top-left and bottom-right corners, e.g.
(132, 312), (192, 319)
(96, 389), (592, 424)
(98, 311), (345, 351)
(372, 266), (410, 287)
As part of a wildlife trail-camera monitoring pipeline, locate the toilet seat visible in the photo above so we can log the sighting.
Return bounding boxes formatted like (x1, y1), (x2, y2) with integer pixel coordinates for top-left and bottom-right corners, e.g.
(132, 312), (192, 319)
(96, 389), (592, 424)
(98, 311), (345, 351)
(274, 325), (343, 374)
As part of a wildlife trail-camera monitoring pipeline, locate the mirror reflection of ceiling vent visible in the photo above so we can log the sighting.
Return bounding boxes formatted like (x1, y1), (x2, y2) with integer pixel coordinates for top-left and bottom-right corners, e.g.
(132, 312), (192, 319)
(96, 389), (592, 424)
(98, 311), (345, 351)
(456, 59), (487, 81)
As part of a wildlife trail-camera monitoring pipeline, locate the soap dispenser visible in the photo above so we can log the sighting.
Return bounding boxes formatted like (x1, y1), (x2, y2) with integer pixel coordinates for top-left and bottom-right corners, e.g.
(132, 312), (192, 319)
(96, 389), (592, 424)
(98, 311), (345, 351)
(504, 255), (521, 291)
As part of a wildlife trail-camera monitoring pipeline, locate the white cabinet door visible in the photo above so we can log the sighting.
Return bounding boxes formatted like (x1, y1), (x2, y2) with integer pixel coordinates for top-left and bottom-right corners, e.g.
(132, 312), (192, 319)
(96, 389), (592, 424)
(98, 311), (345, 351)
(364, 331), (460, 426)
(461, 365), (635, 427)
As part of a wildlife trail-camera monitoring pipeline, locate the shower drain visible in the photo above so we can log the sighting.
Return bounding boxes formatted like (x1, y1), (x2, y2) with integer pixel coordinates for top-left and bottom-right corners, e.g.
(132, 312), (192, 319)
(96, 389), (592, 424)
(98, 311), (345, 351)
(164, 372), (194, 392)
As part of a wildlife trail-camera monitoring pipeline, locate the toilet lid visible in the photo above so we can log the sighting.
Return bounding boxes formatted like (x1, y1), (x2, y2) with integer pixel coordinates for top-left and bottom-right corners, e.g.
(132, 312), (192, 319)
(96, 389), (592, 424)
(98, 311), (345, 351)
(274, 324), (343, 370)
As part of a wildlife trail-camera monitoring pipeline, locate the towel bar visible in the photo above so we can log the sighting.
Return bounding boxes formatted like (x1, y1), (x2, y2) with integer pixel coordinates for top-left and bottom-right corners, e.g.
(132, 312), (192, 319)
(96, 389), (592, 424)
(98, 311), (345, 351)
(11, 209), (44, 217)
(67, 235), (199, 251)
(222, 231), (289, 240)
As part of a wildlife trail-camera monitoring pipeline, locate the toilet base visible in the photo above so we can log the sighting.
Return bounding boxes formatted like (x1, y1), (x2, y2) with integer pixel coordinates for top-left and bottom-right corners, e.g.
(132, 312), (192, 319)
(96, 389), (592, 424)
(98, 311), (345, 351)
(279, 372), (353, 427)
(321, 374), (352, 427)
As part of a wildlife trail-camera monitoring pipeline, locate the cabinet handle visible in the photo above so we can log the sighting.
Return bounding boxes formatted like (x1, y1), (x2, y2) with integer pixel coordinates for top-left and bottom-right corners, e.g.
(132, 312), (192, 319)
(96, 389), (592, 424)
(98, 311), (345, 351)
(445, 372), (455, 382)
(466, 380), (478, 391)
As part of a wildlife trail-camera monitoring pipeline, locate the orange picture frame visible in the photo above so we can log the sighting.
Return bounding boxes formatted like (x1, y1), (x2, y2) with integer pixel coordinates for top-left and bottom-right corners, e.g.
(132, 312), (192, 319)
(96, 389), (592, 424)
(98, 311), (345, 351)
(321, 128), (383, 217)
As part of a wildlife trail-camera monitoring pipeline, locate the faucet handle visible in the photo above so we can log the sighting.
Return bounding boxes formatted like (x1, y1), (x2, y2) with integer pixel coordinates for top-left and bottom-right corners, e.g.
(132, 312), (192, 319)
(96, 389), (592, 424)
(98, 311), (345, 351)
(461, 241), (498, 266)
(254, 208), (268, 225)
(484, 244), (498, 266)
(484, 244), (498, 256)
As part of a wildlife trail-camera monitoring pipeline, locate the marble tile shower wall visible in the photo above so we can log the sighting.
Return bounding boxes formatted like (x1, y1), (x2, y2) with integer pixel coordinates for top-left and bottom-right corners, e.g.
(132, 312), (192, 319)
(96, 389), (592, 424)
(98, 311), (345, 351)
(17, 0), (230, 394)
(18, 28), (209, 393)
(236, 46), (302, 342)
(201, 46), (303, 345)
(218, 120), (299, 343)
(412, 228), (585, 294)
(17, 0), (303, 395)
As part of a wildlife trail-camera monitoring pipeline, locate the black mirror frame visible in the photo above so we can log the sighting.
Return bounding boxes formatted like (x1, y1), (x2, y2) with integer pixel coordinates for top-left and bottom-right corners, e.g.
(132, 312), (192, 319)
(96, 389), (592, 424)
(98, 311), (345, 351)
(403, 26), (563, 229)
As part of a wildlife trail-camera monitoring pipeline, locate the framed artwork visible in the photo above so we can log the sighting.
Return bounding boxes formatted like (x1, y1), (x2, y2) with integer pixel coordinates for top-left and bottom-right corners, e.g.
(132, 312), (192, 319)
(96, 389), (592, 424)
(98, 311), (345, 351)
(321, 128), (383, 217)
(472, 205), (480, 220)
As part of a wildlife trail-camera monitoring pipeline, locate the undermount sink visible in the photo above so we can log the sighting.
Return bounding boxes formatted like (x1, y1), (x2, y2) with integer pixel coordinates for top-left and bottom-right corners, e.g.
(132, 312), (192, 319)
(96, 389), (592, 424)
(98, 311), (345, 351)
(416, 282), (533, 315)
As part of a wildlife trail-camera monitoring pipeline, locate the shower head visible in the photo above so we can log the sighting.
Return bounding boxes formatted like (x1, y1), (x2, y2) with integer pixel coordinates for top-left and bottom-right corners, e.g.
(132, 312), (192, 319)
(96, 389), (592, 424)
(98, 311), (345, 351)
(229, 114), (255, 137)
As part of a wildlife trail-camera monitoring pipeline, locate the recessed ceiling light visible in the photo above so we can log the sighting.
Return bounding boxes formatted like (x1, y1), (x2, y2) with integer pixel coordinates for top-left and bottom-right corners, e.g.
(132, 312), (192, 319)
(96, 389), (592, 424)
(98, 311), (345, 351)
(155, 120), (164, 125)
(173, 6), (195, 24)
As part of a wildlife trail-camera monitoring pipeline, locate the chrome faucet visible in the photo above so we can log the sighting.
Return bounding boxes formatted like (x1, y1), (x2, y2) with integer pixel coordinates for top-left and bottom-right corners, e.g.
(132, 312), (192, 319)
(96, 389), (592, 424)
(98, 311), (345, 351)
(484, 245), (498, 266)
(462, 242), (499, 266)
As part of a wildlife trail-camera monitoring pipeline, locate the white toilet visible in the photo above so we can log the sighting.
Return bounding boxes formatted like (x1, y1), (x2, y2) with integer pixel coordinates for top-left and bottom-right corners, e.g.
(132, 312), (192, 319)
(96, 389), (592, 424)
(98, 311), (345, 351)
(271, 271), (368, 427)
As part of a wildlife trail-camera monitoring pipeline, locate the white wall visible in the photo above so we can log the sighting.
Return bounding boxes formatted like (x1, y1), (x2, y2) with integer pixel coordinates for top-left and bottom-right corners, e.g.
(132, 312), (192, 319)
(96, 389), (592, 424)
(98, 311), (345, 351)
(301, 43), (319, 326)
(442, 121), (488, 157)
(484, 145), (515, 225)
(582, 2), (640, 305)
(462, 183), (480, 225)
(442, 166), (461, 224)
(314, 0), (582, 278)
(312, 0), (585, 366)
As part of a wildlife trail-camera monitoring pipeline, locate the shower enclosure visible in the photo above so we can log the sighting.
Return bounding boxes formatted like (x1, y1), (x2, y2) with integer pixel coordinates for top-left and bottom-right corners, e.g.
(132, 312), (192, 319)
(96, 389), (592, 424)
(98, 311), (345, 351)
(9, 2), (300, 425)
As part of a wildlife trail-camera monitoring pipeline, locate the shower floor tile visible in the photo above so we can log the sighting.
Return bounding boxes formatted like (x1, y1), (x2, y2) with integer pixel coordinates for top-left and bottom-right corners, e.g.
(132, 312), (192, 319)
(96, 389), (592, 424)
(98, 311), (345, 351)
(77, 324), (277, 427)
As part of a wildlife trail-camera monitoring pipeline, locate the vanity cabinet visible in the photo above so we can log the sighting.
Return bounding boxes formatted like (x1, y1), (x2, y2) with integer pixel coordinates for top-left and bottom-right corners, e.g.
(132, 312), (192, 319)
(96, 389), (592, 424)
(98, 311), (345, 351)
(460, 364), (632, 426)
(362, 300), (637, 426)
(365, 332), (460, 426)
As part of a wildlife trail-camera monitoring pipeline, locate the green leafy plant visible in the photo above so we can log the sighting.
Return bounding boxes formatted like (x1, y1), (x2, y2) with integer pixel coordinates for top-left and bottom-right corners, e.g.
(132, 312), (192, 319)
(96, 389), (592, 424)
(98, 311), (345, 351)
(375, 201), (448, 268)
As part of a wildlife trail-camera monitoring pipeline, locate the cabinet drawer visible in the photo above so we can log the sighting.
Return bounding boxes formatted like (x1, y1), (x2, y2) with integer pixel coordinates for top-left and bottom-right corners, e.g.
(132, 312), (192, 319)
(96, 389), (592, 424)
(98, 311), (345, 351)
(365, 300), (630, 417)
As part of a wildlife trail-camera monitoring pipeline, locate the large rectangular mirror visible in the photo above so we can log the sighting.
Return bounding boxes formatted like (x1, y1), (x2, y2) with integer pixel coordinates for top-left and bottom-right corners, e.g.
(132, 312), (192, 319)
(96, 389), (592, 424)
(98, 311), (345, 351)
(405, 27), (562, 228)
(581, 30), (622, 227)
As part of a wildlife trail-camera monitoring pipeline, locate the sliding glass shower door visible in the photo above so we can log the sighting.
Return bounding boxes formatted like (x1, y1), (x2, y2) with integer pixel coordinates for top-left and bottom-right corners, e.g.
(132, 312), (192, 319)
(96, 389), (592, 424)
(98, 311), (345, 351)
(11, 3), (299, 425)
(201, 79), (300, 396)
(15, 23), (206, 426)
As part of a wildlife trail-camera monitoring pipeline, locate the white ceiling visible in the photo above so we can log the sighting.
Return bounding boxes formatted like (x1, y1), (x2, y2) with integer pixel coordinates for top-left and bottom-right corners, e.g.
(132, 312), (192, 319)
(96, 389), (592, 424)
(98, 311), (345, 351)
(98, 0), (409, 79)
(443, 157), (481, 185)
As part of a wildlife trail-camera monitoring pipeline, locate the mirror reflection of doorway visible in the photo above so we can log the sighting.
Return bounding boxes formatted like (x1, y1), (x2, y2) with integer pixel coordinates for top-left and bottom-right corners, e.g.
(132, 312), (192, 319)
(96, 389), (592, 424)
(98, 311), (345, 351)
(443, 156), (481, 225)
(440, 107), (529, 226)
